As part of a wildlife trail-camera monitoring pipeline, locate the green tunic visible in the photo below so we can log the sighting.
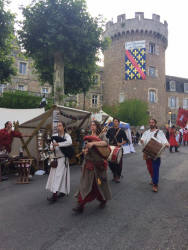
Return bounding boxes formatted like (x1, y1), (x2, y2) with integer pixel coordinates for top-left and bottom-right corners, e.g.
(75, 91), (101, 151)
(76, 134), (112, 200)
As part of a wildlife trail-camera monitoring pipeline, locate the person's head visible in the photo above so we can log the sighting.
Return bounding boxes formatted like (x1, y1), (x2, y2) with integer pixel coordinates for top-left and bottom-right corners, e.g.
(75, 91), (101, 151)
(57, 121), (66, 133)
(185, 128), (187, 130)
(149, 118), (157, 130)
(90, 120), (102, 136)
(5, 121), (12, 130)
(172, 125), (175, 129)
(113, 118), (120, 128)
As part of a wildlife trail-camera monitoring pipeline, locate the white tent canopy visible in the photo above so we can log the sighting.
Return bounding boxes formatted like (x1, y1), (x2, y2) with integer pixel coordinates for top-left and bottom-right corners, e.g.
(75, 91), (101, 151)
(0, 107), (45, 129)
(19, 105), (92, 129)
(11, 105), (93, 157)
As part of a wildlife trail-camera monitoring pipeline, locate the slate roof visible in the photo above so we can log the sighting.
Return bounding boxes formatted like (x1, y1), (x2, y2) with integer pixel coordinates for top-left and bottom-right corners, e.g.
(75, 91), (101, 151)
(166, 75), (188, 93)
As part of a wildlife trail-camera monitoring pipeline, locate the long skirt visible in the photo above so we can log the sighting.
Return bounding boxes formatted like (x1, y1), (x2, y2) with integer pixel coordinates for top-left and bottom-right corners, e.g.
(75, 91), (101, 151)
(46, 157), (70, 194)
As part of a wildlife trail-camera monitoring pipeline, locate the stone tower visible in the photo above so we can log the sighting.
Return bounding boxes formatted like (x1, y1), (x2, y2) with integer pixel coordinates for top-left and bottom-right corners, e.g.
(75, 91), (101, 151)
(102, 12), (168, 126)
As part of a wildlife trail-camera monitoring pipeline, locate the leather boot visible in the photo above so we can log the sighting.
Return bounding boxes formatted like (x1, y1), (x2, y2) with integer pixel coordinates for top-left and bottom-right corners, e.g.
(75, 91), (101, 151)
(57, 192), (65, 198)
(72, 203), (84, 213)
(116, 175), (120, 183)
(152, 184), (158, 192)
(99, 201), (106, 209)
(47, 194), (57, 202)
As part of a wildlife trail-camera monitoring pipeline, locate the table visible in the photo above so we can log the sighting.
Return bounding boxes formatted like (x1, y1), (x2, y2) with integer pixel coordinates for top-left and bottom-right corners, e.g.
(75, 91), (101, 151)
(11, 157), (34, 184)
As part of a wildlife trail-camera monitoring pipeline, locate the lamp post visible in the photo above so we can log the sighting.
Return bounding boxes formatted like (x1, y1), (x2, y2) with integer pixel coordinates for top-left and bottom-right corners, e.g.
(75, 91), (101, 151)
(168, 110), (172, 127)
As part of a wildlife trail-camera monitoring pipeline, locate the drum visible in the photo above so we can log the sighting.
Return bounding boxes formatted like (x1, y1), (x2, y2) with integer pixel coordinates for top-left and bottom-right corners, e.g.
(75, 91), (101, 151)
(142, 137), (166, 161)
(107, 146), (123, 164)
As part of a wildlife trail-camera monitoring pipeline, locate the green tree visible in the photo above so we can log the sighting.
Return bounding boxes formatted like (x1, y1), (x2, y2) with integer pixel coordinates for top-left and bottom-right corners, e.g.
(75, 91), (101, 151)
(0, 0), (17, 83)
(18, 0), (110, 104)
(0, 91), (53, 110)
(103, 98), (150, 126)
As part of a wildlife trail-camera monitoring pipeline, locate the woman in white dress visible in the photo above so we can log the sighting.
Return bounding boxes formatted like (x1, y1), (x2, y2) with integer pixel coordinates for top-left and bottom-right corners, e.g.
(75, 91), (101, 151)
(46, 122), (72, 203)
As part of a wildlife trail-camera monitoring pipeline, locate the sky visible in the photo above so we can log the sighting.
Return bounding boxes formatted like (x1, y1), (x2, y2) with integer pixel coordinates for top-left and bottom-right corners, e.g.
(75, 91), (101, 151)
(9, 0), (188, 78)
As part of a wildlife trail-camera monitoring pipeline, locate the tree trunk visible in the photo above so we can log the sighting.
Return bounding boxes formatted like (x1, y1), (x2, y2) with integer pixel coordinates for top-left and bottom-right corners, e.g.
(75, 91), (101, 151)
(53, 53), (64, 105)
(83, 92), (86, 110)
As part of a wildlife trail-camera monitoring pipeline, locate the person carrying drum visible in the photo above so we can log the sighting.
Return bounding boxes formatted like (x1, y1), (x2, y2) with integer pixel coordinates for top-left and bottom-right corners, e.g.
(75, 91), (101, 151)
(139, 119), (170, 192)
(73, 120), (111, 213)
(106, 118), (128, 183)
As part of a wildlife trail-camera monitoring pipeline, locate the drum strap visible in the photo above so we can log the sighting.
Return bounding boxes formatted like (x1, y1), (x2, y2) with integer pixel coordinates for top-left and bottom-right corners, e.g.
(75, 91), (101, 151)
(154, 129), (159, 138)
(110, 128), (121, 145)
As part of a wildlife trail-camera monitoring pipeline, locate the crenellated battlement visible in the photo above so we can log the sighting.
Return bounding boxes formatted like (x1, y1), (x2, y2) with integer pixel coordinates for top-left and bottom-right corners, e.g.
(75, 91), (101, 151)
(103, 12), (168, 46)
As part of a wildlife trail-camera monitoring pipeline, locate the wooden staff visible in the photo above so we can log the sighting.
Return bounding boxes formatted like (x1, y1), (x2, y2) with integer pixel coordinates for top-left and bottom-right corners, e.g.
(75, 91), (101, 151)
(76, 120), (111, 158)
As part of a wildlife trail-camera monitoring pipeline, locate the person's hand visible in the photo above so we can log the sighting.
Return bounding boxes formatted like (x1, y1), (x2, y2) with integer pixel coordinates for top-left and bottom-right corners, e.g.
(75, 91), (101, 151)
(53, 142), (59, 147)
(117, 142), (121, 146)
(86, 142), (94, 149)
(165, 143), (170, 148)
(51, 147), (55, 152)
(84, 148), (89, 155)
(140, 140), (144, 143)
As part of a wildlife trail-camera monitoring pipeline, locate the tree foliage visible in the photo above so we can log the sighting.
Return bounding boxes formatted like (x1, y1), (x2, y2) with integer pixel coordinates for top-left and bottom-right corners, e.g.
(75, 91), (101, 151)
(0, 91), (53, 110)
(18, 0), (110, 103)
(0, 0), (17, 83)
(103, 99), (150, 126)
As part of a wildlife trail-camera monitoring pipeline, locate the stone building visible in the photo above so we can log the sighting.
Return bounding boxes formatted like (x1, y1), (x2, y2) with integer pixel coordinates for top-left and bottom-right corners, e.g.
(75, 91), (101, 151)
(166, 75), (188, 125)
(0, 43), (52, 97)
(75, 68), (104, 111)
(102, 12), (168, 126)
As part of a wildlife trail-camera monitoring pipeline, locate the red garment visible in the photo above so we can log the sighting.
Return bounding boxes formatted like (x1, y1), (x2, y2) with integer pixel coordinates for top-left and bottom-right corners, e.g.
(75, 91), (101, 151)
(146, 158), (153, 178)
(183, 130), (188, 141)
(0, 128), (22, 152)
(169, 129), (178, 146)
(78, 177), (106, 207)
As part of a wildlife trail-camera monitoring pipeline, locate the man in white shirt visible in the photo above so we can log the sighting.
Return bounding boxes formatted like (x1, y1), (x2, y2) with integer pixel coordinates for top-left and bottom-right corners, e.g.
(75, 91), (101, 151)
(139, 119), (170, 192)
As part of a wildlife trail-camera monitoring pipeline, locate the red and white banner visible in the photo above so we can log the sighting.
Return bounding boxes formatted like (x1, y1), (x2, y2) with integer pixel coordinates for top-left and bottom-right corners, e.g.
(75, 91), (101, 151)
(176, 108), (188, 128)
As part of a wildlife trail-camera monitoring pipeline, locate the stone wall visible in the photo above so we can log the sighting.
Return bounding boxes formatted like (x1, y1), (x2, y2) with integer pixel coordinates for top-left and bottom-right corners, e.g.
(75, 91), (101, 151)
(102, 12), (168, 126)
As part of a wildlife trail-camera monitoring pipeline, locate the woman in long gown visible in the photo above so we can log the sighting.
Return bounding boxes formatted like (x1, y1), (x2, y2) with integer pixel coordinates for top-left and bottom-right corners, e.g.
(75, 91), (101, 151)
(73, 120), (111, 213)
(46, 122), (72, 203)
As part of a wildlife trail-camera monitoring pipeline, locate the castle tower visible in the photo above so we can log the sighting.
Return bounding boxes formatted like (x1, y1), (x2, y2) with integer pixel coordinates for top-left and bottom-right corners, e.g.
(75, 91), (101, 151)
(102, 12), (168, 126)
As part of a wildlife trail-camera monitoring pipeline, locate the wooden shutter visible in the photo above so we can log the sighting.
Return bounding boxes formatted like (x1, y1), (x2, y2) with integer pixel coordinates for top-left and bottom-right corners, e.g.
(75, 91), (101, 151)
(168, 97), (171, 107)
(176, 97), (179, 109)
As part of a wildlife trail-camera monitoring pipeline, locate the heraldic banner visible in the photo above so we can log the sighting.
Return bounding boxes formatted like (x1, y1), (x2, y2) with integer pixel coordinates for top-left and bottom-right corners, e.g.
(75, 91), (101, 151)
(125, 40), (146, 80)
(176, 108), (188, 128)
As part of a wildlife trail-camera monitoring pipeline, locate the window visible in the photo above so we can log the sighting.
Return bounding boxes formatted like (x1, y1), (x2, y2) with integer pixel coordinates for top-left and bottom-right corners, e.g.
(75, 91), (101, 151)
(18, 85), (24, 91)
(94, 75), (99, 83)
(92, 95), (98, 104)
(183, 98), (188, 109)
(169, 81), (176, 91)
(149, 90), (156, 103)
(184, 83), (188, 93)
(119, 93), (124, 103)
(42, 88), (49, 94)
(0, 84), (6, 93)
(171, 114), (177, 124)
(149, 43), (155, 54)
(170, 97), (176, 108)
(19, 62), (27, 74)
(149, 67), (156, 77)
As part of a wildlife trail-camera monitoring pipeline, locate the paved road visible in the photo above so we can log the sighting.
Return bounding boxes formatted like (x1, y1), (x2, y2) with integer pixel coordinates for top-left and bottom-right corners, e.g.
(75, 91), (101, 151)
(0, 145), (188, 250)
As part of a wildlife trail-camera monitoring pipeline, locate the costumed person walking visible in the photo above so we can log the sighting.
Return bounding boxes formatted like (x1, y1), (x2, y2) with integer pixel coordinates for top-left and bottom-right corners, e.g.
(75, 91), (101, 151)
(73, 120), (111, 213)
(183, 128), (188, 146)
(106, 118), (128, 183)
(139, 119), (169, 192)
(169, 125), (179, 153)
(46, 122), (72, 203)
